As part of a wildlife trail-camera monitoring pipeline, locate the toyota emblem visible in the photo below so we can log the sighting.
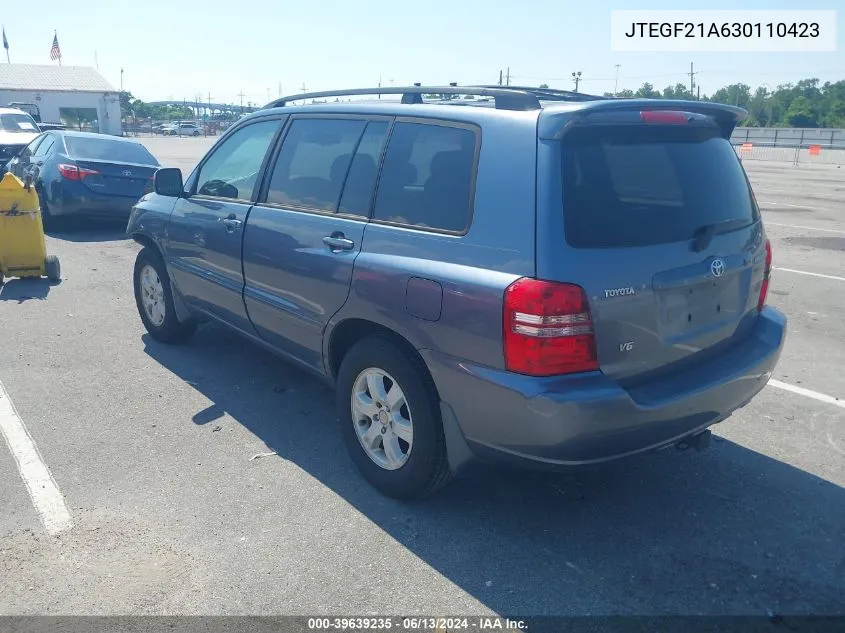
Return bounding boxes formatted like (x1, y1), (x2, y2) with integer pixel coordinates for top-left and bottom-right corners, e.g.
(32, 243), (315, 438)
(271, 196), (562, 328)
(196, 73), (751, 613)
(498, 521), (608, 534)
(711, 259), (726, 277)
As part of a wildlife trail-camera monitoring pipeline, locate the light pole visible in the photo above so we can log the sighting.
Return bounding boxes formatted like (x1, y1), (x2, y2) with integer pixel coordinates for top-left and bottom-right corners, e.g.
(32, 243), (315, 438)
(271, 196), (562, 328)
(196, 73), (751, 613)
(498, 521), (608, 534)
(572, 71), (582, 93)
(614, 64), (620, 96)
(120, 68), (124, 92)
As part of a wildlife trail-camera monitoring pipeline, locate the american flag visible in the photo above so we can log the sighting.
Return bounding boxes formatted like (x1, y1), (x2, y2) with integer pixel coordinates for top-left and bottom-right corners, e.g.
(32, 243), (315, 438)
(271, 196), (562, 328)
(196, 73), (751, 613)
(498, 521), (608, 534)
(50, 32), (61, 61)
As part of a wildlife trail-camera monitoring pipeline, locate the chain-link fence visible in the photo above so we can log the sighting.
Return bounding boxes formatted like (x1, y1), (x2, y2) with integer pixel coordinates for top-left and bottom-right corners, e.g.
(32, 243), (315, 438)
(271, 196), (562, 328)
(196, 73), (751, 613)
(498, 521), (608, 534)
(121, 119), (237, 138)
(731, 127), (845, 166)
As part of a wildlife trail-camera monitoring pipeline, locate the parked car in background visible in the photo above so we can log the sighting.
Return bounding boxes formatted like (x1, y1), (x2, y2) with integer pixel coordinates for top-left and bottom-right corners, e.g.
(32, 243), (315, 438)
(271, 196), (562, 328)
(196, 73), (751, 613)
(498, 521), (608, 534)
(7, 130), (160, 227)
(163, 122), (202, 136)
(0, 107), (42, 171)
(127, 85), (785, 499)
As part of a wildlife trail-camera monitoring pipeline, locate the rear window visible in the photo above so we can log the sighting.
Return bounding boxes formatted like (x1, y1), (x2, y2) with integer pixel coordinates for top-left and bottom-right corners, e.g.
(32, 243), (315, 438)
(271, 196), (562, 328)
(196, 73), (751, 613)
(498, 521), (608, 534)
(65, 137), (158, 165)
(0, 113), (39, 133)
(561, 126), (758, 249)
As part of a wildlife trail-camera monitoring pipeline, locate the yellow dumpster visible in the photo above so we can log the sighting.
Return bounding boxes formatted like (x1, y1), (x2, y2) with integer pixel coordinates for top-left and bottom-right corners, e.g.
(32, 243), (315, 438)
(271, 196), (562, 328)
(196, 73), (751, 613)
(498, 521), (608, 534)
(0, 172), (60, 285)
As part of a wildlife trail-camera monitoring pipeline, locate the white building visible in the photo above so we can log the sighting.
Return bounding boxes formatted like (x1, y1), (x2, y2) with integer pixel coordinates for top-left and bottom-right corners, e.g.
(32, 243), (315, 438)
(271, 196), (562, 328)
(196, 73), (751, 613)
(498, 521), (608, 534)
(0, 64), (121, 135)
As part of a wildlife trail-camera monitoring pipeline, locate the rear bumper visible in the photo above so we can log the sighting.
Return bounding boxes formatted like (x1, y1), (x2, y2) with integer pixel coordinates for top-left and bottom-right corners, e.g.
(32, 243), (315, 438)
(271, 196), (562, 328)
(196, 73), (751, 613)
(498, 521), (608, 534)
(422, 306), (786, 469)
(51, 191), (138, 218)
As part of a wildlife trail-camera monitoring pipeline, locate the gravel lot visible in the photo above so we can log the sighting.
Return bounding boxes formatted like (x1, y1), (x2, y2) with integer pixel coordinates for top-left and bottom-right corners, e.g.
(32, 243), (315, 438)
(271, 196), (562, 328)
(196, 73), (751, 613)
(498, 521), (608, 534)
(1, 137), (843, 617)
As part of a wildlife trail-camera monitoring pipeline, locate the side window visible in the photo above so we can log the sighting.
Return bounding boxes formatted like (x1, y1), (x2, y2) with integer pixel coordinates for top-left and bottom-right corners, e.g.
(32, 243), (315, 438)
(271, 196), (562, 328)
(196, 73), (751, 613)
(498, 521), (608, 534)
(20, 135), (45, 159)
(265, 118), (368, 212)
(338, 121), (389, 216)
(373, 122), (477, 232)
(32, 136), (55, 158)
(195, 120), (280, 200)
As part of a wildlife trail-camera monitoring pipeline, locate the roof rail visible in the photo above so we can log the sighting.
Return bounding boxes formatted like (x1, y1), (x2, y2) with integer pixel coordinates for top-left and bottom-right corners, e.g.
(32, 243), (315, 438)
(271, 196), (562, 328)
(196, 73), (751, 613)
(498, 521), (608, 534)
(470, 84), (609, 103)
(263, 86), (541, 111)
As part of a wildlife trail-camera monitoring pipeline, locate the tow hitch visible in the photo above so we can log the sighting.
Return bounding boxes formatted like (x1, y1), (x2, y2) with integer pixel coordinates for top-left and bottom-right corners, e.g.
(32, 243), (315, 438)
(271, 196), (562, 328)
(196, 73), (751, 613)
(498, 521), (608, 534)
(676, 429), (712, 452)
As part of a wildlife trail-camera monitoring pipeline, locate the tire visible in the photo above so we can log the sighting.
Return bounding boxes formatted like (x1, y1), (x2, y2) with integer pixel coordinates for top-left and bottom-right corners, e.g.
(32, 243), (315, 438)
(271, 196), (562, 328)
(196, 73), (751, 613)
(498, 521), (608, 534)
(192, 131), (200, 136)
(39, 193), (58, 231)
(133, 247), (197, 344)
(45, 255), (61, 282)
(336, 336), (452, 499)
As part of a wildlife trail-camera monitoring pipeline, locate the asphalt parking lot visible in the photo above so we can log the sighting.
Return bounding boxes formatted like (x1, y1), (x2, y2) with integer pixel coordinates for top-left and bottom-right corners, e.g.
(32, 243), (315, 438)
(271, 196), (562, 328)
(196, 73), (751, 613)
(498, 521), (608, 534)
(1, 137), (843, 617)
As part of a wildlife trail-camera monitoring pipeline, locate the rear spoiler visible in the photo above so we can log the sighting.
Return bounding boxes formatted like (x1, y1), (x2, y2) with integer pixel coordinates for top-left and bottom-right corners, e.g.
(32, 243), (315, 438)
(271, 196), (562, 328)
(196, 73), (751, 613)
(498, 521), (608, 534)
(538, 99), (747, 141)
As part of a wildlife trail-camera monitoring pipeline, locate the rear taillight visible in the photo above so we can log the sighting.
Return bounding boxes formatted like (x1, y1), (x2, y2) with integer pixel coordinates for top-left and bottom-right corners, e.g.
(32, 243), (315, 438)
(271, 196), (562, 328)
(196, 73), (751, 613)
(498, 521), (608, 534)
(758, 239), (772, 311)
(503, 278), (599, 377)
(58, 163), (99, 181)
(640, 110), (689, 124)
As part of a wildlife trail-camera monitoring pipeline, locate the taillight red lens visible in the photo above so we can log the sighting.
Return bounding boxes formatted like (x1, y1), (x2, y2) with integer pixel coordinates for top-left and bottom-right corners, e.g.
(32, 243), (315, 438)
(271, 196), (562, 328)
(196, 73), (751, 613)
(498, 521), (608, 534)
(758, 239), (772, 311)
(640, 110), (689, 124)
(58, 163), (99, 181)
(503, 278), (599, 376)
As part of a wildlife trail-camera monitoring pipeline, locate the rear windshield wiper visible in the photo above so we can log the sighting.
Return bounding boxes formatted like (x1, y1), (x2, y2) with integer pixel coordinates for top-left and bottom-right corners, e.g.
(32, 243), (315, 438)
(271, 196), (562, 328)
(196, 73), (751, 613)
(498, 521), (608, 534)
(690, 218), (751, 252)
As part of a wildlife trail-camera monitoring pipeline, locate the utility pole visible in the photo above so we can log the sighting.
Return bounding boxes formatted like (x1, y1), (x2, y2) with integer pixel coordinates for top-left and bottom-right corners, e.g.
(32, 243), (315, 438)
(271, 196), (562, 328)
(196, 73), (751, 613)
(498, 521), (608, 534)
(498, 69), (503, 86)
(688, 62), (697, 97)
(614, 64), (620, 96)
(208, 91), (212, 120)
(378, 75), (382, 100)
(572, 71), (582, 92)
(506, 67), (510, 86)
(301, 82), (307, 94)
(237, 90), (245, 111)
(120, 67), (124, 92)
(278, 82), (282, 97)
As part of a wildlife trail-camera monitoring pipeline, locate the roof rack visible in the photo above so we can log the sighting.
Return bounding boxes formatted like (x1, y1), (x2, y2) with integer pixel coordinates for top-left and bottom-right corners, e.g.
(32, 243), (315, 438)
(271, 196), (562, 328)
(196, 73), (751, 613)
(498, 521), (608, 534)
(264, 85), (542, 111)
(471, 84), (609, 102)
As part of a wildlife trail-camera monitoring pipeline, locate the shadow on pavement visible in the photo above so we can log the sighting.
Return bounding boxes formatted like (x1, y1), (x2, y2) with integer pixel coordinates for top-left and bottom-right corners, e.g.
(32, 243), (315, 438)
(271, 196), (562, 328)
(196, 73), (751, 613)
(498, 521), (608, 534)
(46, 218), (129, 243)
(0, 276), (59, 302)
(143, 325), (845, 616)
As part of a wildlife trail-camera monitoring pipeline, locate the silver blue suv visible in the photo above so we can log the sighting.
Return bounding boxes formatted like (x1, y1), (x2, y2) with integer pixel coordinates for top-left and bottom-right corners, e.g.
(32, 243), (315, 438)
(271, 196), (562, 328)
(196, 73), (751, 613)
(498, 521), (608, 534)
(128, 85), (786, 499)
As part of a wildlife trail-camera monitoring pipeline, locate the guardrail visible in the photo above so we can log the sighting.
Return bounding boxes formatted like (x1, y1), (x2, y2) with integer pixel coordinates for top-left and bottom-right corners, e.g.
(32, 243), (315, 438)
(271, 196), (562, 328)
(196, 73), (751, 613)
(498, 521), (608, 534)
(733, 142), (845, 165)
(731, 127), (845, 165)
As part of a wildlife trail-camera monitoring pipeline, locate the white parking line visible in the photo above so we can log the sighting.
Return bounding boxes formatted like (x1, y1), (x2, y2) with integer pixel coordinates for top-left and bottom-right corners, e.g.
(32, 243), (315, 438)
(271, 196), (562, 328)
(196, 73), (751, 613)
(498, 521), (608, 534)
(0, 379), (73, 536)
(769, 379), (845, 410)
(774, 267), (845, 282)
(759, 200), (840, 213)
(765, 222), (845, 235)
(755, 188), (841, 198)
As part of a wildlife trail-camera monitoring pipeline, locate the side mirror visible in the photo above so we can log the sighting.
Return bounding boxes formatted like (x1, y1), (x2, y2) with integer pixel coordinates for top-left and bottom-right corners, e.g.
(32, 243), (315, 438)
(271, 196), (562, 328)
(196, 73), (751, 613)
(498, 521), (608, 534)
(154, 168), (184, 197)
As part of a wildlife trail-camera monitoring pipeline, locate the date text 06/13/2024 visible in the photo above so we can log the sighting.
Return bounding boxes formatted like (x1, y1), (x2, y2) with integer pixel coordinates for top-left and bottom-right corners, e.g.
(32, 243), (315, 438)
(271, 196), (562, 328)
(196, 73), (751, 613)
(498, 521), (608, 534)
(306, 617), (528, 630)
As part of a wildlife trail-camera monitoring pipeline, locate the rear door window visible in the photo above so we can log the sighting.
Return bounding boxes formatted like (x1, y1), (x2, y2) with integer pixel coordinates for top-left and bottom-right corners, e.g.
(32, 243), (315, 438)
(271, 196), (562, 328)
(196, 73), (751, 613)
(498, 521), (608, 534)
(372, 121), (477, 233)
(265, 118), (370, 212)
(32, 135), (55, 158)
(561, 126), (758, 249)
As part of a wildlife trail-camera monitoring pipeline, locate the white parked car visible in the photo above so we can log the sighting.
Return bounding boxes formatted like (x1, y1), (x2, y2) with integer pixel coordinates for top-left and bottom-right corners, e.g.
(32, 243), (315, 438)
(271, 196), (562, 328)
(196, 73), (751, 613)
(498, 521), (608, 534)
(163, 122), (202, 136)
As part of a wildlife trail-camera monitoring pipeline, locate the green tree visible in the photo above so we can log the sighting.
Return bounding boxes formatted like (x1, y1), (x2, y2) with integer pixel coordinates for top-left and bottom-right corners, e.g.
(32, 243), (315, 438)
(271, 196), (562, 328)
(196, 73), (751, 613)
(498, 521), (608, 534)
(710, 83), (752, 109)
(539, 83), (549, 89)
(634, 82), (660, 99)
(662, 83), (693, 100)
(784, 96), (818, 127)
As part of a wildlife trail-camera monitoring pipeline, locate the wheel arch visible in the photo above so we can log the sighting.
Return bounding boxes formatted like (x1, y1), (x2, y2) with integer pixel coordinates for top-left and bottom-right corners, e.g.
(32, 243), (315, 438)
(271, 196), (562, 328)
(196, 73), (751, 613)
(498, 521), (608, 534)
(326, 318), (436, 394)
(326, 316), (476, 478)
(132, 233), (195, 324)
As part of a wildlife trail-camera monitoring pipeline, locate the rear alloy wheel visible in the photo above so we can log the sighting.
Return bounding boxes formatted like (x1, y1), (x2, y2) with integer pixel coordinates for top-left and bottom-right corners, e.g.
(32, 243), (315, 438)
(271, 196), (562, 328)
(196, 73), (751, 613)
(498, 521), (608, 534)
(133, 247), (197, 343)
(336, 336), (451, 499)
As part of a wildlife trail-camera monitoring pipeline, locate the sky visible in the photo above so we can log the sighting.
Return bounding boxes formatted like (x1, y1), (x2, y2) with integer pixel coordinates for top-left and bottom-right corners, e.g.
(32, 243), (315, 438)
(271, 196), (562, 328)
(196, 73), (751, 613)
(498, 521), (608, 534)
(1, 0), (842, 106)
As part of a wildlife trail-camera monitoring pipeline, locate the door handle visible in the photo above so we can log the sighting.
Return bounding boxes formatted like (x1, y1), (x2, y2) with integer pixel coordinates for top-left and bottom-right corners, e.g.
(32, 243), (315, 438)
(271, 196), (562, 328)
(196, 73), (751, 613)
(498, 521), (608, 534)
(322, 234), (355, 251)
(218, 215), (243, 232)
